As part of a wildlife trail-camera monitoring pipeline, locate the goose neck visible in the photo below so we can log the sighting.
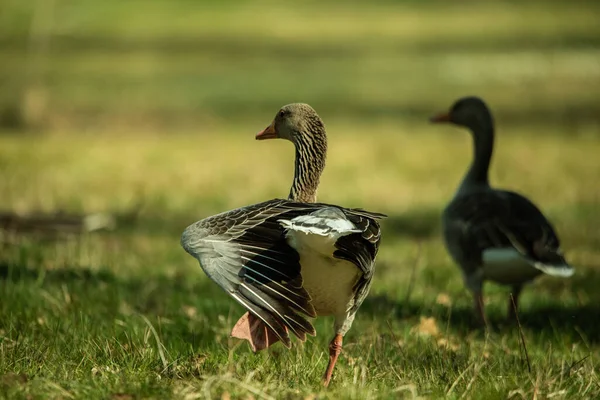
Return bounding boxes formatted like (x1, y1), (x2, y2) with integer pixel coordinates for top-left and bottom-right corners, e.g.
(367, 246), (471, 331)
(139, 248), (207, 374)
(288, 132), (327, 203)
(459, 123), (494, 192)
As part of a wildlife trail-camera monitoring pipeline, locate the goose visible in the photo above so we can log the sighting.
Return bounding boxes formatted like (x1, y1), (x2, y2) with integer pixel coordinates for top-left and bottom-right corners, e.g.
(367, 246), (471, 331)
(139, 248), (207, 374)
(181, 103), (385, 386)
(430, 96), (574, 326)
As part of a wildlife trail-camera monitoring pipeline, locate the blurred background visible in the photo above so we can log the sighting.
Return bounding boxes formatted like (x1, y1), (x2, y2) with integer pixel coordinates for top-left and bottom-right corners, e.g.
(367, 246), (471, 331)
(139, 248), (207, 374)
(2, 0), (599, 132)
(2, 0), (600, 315)
(1, 0), (600, 284)
(2, 0), (600, 230)
(1, 0), (599, 211)
(1, 0), (600, 397)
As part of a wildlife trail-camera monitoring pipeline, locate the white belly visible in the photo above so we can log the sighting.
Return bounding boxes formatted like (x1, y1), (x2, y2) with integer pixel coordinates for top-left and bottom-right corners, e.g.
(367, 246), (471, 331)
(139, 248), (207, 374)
(482, 248), (541, 284)
(285, 230), (361, 316)
(300, 252), (360, 316)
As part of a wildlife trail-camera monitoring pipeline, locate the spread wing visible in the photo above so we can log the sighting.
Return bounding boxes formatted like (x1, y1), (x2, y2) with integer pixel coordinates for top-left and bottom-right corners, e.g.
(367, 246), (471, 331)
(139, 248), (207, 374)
(181, 199), (386, 346)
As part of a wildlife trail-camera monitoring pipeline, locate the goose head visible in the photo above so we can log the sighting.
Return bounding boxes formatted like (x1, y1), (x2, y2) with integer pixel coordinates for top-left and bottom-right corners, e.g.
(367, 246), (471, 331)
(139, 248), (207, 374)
(256, 103), (327, 145)
(431, 96), (495, 187)
(430, 96), (494, 133)
(256, 103), (327, 203)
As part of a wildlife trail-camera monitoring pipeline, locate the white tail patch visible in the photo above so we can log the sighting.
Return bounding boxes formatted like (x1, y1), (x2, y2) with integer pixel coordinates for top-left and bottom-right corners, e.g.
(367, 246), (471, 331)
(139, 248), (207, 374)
(533, 262), (575, 278)
(482, 248), (574, 284)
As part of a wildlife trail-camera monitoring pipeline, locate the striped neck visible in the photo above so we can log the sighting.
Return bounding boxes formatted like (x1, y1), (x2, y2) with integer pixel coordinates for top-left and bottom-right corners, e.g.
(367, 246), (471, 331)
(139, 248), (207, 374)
(288, 127), (327, 203)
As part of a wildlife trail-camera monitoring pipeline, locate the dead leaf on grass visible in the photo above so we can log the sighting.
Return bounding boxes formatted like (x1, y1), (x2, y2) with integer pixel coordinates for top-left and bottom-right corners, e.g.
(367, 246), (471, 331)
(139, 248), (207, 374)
(436, 293), (453, 307)
(182, 305), (198, 319)
(411, 316), (440, 337)
(437, 337), (460, 351)
(111, 394), (134, 400)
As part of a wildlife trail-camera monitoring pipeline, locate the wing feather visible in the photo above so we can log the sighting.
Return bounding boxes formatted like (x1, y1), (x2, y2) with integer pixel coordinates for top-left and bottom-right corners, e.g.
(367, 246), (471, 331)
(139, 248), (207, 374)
(444, 189), (571, 270)
(182, 198), (386, 345)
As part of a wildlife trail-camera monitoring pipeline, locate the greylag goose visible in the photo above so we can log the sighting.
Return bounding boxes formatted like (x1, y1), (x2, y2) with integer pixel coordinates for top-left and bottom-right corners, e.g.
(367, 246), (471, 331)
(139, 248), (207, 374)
(430, 96), (574, 326)
(181, 103), (385, 386)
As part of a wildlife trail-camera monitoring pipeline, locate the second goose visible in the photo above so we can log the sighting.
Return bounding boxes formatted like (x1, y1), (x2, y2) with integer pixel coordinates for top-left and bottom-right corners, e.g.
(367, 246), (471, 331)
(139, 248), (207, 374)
(181, 103), (385, 386)
(430, 96), (574, 326)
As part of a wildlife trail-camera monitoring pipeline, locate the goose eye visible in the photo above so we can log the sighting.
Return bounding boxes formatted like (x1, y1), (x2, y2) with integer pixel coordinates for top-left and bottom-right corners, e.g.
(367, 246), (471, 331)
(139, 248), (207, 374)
(278, 110), (286, 118)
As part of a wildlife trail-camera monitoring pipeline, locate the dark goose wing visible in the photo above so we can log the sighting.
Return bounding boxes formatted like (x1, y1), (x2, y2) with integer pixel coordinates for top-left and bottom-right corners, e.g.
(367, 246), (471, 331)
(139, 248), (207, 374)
(443, 189), (573, 276)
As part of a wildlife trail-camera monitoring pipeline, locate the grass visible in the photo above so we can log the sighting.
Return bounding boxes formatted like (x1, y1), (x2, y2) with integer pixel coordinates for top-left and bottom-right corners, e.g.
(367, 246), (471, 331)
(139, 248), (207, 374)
(1, 0), (600, 398)
(1, 125), (600, 399)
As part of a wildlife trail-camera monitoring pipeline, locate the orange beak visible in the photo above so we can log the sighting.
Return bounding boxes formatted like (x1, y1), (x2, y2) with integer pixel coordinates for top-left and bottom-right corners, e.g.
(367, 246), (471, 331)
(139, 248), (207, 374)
(429, 112), (451, 123)
(256, 121), (277, 140)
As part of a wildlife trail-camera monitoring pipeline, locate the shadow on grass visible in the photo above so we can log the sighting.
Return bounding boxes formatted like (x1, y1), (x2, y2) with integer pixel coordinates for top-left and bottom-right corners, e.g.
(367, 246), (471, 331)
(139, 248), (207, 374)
(0, 261), (222, 300)
(0, 261), (118, 284)
(0, 261), (234, 347)
(3, 256), (599, 345)
(361, 292), (600, 344)
(0, 261), (219, 314)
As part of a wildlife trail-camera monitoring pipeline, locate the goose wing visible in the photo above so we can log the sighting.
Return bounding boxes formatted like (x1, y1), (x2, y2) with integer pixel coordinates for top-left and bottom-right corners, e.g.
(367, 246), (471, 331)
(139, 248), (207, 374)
(182, 199), (386, 346)
(276, 205), (385, 316)
(334, 208), (385, 312)
(182, 199), (323, 347)
(444, 190), (573, 276)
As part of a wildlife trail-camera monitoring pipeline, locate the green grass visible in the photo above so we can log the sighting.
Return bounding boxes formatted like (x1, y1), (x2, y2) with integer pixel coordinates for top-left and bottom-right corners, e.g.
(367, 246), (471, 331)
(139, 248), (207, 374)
(1, 0), (600, 398)
(1, 126), (599, 399)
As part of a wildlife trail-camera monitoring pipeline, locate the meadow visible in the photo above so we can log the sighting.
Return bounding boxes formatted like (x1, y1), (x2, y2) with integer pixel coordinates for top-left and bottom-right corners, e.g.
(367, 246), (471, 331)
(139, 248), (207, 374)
(1, 1), (600, 398)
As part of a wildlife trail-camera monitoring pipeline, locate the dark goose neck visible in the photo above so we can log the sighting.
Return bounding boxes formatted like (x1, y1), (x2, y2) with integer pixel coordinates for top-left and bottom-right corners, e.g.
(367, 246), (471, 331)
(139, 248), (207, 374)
(460, 118), (494, 192)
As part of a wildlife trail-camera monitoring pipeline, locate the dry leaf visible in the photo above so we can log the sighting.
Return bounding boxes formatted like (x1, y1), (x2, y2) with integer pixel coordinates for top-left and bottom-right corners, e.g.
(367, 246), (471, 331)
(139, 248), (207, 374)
(436, 293), (453, 307)
(411, 316), (439, 337)
(111, 394), (134, 400)
(437, 338), (460, 351)
(190, 354), (207, 370)
(183, 305), (198, 319)
(221, 391), (231, 400)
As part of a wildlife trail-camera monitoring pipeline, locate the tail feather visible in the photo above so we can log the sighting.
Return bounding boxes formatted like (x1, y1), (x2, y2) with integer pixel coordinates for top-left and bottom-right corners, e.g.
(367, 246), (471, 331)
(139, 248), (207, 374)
(533, 262), (575, 278)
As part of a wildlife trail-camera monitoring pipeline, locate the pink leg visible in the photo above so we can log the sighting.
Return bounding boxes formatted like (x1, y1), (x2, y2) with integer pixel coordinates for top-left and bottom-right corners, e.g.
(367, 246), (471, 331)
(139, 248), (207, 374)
(322, 334), (343, 387)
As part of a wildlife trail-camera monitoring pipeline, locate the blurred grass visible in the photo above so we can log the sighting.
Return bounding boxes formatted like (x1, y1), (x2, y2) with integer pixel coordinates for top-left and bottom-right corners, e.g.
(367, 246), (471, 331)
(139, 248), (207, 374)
(1, 0), (599, 128)
(1, 0), (600, 399)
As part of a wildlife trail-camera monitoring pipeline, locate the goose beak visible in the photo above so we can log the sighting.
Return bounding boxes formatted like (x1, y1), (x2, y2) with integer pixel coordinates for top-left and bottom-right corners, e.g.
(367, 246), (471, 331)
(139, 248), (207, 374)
(430, 112), (451, 123)
(256, 121), (278, 140)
